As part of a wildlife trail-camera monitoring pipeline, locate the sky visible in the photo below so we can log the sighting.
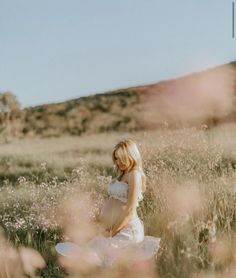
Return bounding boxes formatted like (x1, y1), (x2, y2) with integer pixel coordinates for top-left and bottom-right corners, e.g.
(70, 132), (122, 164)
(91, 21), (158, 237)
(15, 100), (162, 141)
(1, 0), (236, 108)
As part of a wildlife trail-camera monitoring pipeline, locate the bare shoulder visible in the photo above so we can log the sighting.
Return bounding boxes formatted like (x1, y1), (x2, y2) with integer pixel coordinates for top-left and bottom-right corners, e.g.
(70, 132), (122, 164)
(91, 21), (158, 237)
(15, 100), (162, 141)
(128, 169), (142, 181)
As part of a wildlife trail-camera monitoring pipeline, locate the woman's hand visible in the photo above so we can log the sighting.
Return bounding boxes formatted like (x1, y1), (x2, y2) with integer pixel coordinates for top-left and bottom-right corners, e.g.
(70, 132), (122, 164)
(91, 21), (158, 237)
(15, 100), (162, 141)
(106, 225), (121, 237)
(101, 227), (117, 237)
(101, 228), (113, 237)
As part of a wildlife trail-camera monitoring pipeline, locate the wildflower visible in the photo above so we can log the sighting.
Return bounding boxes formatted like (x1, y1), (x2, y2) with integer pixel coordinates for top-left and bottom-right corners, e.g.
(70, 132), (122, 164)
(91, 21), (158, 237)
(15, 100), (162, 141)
(40, 162), (47, 171)
(17, 176), (26, 185)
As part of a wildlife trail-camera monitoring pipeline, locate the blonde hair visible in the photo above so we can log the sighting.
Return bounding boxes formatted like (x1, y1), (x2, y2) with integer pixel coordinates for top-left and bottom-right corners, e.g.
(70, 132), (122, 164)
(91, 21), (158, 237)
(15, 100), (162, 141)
(112, 138), (146, 192)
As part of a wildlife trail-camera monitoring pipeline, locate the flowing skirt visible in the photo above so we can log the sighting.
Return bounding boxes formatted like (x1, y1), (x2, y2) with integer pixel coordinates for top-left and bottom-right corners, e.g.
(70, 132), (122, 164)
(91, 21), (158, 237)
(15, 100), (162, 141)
(56, 212), (161, 268)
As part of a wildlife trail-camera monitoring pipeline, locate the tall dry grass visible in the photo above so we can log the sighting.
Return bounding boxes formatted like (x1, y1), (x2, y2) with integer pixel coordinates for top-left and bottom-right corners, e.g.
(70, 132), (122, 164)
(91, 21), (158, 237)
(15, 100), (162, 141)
(0, 125), (235, 277)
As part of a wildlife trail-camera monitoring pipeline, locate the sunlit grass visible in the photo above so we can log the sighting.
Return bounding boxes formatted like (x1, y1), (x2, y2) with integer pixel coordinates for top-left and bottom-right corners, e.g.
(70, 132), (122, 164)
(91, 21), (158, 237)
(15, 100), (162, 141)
(0, 125), (236, 277)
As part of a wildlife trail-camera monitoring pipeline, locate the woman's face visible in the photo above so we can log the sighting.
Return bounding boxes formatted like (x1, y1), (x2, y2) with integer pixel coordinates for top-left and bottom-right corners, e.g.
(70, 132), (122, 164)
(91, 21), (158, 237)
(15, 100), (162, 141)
(114, 151), (126, 171)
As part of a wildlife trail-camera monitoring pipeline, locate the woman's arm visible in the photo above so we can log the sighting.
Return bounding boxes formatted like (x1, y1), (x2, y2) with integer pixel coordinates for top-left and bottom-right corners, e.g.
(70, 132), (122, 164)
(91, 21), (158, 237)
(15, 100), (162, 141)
(109, 170), (141, 237)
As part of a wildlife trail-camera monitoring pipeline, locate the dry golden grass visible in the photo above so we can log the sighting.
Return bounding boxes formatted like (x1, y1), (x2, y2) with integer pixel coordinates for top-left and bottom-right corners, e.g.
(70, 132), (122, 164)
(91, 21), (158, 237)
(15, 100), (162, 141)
(0, 125), (235, 277)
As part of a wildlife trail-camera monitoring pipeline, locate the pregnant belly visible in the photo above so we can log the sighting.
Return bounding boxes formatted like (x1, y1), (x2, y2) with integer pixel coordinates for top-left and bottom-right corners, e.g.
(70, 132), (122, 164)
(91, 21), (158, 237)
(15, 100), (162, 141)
(99, 197), (126, 229)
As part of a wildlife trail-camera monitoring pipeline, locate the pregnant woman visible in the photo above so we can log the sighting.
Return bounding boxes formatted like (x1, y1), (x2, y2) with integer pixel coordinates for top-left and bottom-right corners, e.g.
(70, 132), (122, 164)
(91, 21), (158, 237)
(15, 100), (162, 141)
(56, 139), (161, 268)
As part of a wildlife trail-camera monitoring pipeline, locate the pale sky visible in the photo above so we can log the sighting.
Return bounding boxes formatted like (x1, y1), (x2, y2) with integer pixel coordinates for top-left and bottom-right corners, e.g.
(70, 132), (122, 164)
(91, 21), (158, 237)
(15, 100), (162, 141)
(1, 0), (236, 108)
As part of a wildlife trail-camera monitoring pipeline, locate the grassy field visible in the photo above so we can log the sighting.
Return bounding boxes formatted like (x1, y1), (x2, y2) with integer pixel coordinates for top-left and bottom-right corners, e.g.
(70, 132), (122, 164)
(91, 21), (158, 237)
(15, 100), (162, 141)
(0, 125), (236, 277)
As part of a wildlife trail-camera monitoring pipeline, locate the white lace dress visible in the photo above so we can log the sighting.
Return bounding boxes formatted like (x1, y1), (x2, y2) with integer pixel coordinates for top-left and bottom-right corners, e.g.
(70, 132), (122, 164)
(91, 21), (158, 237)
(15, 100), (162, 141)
(55, 178), (161, 267)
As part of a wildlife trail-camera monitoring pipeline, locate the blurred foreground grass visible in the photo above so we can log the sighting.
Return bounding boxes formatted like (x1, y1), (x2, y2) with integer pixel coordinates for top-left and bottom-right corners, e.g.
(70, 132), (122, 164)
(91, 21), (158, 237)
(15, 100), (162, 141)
(0, 125), (236, 277)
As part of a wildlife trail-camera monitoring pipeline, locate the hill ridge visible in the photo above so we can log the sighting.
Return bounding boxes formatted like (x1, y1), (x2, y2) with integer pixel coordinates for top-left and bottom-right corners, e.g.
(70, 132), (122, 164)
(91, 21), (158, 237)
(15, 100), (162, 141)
(0, 60), (235, 139)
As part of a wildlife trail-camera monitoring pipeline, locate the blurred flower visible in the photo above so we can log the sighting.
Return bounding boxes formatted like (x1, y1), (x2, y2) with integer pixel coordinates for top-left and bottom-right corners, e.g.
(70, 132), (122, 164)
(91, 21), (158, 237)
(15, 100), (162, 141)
(57, 191), (97, 245)
(209, 236), (234, 268)
(167, 181), (203, 219)
(0, 227), (45, 277)
(19, 247), (46, 277)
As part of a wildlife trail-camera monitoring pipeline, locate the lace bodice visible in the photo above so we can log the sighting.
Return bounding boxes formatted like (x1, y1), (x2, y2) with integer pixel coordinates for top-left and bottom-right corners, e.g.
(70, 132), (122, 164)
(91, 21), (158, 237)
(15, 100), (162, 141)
(107, 178), (143, 205)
